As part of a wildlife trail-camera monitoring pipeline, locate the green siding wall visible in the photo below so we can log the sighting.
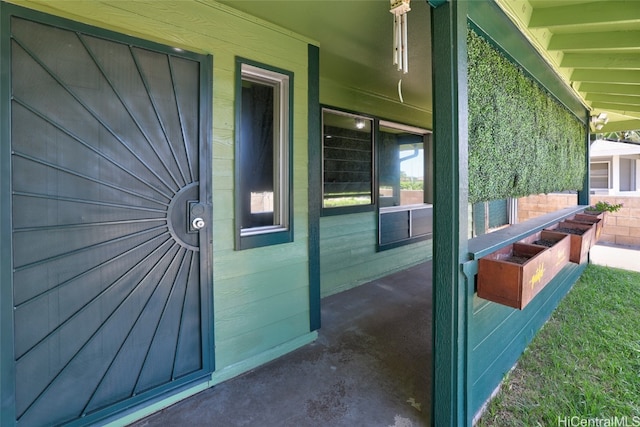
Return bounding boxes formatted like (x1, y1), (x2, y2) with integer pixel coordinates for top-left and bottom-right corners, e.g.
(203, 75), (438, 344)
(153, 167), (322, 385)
(319, 71), (434, 298)
(465, 208), (589, 422)
(320, 212), (432, 297)
(10, 0), (315, 377)
(468, 262), (585, 416)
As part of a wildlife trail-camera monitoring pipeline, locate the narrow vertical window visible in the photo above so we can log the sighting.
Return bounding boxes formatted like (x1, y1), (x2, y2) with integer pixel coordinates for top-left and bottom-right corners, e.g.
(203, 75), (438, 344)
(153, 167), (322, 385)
(236, 60), (293, 249)
(590, 161), (610, 190)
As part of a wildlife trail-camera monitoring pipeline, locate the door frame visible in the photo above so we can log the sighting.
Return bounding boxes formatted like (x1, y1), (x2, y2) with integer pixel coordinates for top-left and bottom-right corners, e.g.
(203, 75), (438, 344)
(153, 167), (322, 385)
(0, 3), (214, 425)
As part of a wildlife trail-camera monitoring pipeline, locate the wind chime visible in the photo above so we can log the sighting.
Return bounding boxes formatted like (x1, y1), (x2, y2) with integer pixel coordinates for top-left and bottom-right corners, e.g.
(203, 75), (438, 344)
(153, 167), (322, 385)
(390, 0), (411, 74)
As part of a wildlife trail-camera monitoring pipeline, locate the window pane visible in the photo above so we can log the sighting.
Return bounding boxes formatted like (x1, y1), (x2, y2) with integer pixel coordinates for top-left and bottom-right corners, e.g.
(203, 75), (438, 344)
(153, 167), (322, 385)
(322, 110), (373, 208)
(379, 124), (425, 208)
(590, 162), (609, 189)
(237, 62), (290, 247)
(240, 78), (275, 229)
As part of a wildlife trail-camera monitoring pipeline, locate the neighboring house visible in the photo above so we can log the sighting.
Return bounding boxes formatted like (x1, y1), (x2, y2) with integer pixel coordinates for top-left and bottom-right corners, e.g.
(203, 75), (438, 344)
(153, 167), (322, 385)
(590, 139), (640, 194)
(0, 1), (637, 427)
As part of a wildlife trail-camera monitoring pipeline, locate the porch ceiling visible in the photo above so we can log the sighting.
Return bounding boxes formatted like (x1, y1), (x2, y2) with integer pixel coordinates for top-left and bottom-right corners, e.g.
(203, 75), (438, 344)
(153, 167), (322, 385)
(217, 0), (433, 120)
(220, 1), (640, 135)
(496, 0), (640, 135)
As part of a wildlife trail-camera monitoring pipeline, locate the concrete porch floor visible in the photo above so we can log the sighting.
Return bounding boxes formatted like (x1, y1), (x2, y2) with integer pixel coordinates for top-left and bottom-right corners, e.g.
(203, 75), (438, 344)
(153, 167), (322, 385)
(129, 261), (433, 427)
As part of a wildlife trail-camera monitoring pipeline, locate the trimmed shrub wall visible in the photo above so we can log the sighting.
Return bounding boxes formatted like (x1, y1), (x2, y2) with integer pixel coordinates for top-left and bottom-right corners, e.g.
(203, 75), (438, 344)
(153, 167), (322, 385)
(467, 30), (586, 204)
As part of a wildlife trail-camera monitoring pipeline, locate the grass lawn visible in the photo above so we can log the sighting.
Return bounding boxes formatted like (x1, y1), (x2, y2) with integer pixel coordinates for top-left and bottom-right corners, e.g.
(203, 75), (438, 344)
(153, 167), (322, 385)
(477, 264), (640, 426)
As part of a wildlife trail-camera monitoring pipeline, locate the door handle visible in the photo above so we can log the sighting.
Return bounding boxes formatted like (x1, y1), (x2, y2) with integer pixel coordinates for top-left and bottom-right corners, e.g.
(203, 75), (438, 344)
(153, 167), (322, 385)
(188, 201), (207, 232)
(192, 217), (205, 230)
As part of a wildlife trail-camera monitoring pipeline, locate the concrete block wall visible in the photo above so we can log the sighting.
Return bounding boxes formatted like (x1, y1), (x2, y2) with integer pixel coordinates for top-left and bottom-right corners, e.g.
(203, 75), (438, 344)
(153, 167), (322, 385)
(517, 193), (577, 222)
(517, 194), (640, 247)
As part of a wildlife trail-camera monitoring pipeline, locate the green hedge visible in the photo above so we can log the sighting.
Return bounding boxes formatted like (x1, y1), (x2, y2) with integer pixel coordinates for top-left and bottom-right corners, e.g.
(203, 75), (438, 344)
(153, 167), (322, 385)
(467, 30), (586, 204)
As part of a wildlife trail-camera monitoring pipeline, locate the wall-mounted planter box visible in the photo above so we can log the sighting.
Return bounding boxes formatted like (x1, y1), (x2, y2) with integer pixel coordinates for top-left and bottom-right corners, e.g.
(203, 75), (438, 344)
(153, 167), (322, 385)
(565, 214), (602, 243)
(582, 209), (606, 220)
(477, 238), (568, 310)
(520, 230), (571, 279)
(545, 221), (595, 264)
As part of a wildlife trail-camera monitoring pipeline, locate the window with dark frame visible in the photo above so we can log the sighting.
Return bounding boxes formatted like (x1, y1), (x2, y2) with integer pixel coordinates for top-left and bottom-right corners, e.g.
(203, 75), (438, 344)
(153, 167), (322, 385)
(472, 198), (514, 237)
(236, 61), (292, 250)
(377, 121), (433, 249)
(322, 108), (374, 210)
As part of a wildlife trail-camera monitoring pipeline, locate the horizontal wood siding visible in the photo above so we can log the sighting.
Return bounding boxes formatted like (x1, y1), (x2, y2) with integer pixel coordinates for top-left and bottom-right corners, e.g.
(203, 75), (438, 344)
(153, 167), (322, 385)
(465, 206), (590, 420)
(320, 212), (432, 297)
(469, 263), (586, 415)
(13, 0), (313, 373)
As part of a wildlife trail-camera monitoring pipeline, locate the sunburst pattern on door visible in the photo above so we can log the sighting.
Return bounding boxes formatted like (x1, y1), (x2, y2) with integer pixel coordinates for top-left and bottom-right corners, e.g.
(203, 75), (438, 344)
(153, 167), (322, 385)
(10, 16), (211, 426)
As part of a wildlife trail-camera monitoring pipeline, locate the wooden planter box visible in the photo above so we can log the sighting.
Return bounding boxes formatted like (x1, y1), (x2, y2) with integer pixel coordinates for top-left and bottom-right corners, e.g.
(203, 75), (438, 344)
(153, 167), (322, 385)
(582, 209), (606, 221)
(477, 237), (569, 310)
(519, 230), (571, 279)
(565, 214), (602, 243)
(582, 209), (606, 238)
(545, 220), (595, 264)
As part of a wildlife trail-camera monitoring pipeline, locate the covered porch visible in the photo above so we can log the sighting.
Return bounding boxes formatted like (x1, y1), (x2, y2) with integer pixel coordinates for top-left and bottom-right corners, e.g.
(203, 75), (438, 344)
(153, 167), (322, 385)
(1, 1), (639, 426)
(129, 261), (433, 426)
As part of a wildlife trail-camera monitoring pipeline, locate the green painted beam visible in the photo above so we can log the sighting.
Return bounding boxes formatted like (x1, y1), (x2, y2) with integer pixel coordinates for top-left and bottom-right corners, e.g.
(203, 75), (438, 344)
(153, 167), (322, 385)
(571, 69), (640, 84)
(529, 2), (640, 28)
(600, 119), (640, 133)
(0, 3), (16, 426)
(592, 101), (640, 114)
(562, 52), (640, 69)
(308, 43), (321, 332)
(579, 82), (640, 96)
(549, 30), (640, 51)
(578, 111), (590, 206)
(586, 93), (640, 106)
(430, 0), (469, 425)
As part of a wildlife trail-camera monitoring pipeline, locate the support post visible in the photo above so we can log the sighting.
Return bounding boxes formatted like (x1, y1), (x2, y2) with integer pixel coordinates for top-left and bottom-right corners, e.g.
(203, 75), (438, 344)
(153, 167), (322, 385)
(430, 0), (469, 425)
(0, 3), (16, 425)
(578, 118), (592, 206)
(308, 44), (321, 331)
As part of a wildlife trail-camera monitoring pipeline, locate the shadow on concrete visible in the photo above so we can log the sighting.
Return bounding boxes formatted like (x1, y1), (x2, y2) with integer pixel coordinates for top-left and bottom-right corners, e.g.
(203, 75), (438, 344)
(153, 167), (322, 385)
(130, 261), (433, 427)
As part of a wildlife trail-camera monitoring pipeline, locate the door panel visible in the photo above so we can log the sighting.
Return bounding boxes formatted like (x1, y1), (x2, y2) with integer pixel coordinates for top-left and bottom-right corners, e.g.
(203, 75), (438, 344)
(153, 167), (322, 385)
(9, 15), (212, 426)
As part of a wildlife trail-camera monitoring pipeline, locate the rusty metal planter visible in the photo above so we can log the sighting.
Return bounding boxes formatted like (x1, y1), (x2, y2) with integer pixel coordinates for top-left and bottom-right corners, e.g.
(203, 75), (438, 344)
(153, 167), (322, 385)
(477, 234), (570, 310)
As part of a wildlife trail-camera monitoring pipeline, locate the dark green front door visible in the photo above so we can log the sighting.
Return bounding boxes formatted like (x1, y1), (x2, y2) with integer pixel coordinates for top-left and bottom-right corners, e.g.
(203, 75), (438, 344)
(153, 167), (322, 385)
(6, 9), (212, 426)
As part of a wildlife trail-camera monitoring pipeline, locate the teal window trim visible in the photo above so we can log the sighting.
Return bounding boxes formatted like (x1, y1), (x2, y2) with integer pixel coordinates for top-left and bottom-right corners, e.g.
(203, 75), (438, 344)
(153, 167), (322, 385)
(234, 57), (294, 250)
(321, 203), (375, 216)
(378, 233), (431, 252)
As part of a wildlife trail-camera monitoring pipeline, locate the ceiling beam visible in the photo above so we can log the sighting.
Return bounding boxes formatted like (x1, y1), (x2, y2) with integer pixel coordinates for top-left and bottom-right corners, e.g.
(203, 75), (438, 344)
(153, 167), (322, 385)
(549, 30), (640, 51)
(562, 52), (640, 69)
(600, 119), (640, 133)
(529, 2), (640, 28)
(592, 101), (640, 114)
(579, 82), (640, 96)
(586, 93), (640, 106)
(571, 69), (640, 84)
